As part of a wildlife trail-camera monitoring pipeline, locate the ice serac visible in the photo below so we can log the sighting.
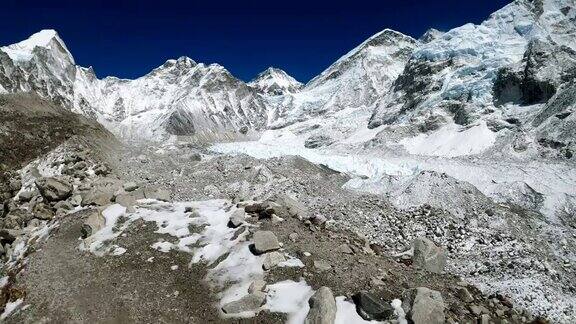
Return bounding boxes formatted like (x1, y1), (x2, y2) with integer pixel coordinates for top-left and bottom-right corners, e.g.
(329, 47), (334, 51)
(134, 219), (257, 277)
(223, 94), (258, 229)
(368, 0), (576, 130)
(268, 29), (418, 128)
(248, 67), (303, 95)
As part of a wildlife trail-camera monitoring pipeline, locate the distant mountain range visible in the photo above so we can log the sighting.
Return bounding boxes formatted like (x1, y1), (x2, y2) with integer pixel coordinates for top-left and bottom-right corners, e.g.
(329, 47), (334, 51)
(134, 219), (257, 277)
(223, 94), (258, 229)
(0, 0), (574, 158)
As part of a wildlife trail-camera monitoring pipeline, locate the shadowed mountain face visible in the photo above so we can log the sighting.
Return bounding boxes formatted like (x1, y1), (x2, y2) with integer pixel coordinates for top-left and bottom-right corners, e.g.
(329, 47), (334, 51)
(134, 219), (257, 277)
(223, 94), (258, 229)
(0, 93), (113, 171)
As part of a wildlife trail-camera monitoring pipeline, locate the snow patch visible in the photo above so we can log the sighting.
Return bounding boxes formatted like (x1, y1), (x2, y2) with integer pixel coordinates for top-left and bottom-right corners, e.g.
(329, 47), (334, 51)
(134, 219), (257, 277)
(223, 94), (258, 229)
(0, 298), (23, 320)
(264, 280), (314, 324)
(400, 122), (496, 157)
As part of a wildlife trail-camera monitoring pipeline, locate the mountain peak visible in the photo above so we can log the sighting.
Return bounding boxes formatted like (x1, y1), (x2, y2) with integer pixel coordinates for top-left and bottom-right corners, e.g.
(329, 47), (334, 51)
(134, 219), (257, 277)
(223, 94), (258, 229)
(248, 67), (303, 95)
(419, 28), (443, 43)
(1, 29), (74, 64)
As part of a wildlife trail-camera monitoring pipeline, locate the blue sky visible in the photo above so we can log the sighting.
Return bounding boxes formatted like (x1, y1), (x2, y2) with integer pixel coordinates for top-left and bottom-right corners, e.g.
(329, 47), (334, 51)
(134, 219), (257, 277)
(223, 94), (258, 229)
(1, 0), (511, 82)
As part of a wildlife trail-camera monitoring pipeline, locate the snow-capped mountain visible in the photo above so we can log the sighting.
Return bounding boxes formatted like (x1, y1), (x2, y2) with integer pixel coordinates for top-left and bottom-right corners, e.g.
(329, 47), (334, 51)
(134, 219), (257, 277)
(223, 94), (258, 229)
(75, 57), (269, 141)
(268, 29), (418, 128)
(0, 30), (269, 141)
(0, 30), (77, 110)
(248, 67), (303, 95)
(0, 0), (575, 153)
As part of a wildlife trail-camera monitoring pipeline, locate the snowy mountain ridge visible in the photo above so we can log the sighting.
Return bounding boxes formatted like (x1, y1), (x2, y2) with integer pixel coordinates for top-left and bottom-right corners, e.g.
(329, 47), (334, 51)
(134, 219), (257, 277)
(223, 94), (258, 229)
(247, 67), (303, 95)
(0, 0), (575, 153)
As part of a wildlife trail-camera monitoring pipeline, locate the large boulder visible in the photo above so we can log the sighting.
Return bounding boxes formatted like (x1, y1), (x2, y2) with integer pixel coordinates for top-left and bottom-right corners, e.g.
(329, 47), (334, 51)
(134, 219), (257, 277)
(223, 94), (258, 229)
(143, 186), (171, 202)
(305, 286), (337, 324)
(276, 194), (309, 220)
(3, 209), (34, 229)
(352, 291), (395, 321)
(35, 177), (73, 202)
(114, 192), (138, 212)
(402, 287), (445, 324)
(252, 231), (280, 255)
(18, 189), (37, 202)
(221, 293), (266, 314)
(33, 202), (55, 220)
(81, 188), (114, 206)
(122, 182), (139, 192)
(412, 237), (446, 274)
(227, 209), (245, 228)
(262, 251), (286, 270)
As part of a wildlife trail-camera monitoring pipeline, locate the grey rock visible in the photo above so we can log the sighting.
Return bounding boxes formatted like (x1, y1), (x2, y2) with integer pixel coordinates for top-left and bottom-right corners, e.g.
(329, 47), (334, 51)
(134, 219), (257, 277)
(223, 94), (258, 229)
(402, 287), (445, 324)
(0, 229), (23, 243)
(338, 243), (354, 254)
(81, 209), (106, 238)
(18, 190), (36, 202)
(35, 177), (73, 202)
(227, 209), (245, 228)
(81, 188), (114, 206)
(470, 305), (489, 316)
(252, 231), (280, 254)
(480, 314), (491, 324)
(69, 194), (82, 206)
(260, 200), (285, 218)
(4, 209), (34, 228)
(73, 161), (87, 170)
(122, 182), (139, 192)
(27, 218), (42, 228)
(93, 164), (111, 176)
(456, 287), (474, 303)
(115, 192), (137, 212)
(412, 237), (446, 273)
(54, 200), (73, 214)
(277, 194), (309, 220)
(9, 178), (22, 192)
(304, 135), (334, 149)
(144, 186), (171, 202)
(313, 260), (332, 272)
(248, 279), (266, 294)
(244, 202), (264, 214)
(33, 203), (55, 220)
(3, 215), (22, 229)
(221, 292), (266, 314)
(262, 251), (286, 270)
(305, 286), (337, 324)
(352, 291), (395, 321)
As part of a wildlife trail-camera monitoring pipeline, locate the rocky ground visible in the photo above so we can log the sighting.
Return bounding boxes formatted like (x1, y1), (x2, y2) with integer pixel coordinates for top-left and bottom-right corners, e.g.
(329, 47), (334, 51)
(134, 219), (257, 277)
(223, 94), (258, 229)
(0, 136), (555, 324)
(0, 94), (571, 324)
